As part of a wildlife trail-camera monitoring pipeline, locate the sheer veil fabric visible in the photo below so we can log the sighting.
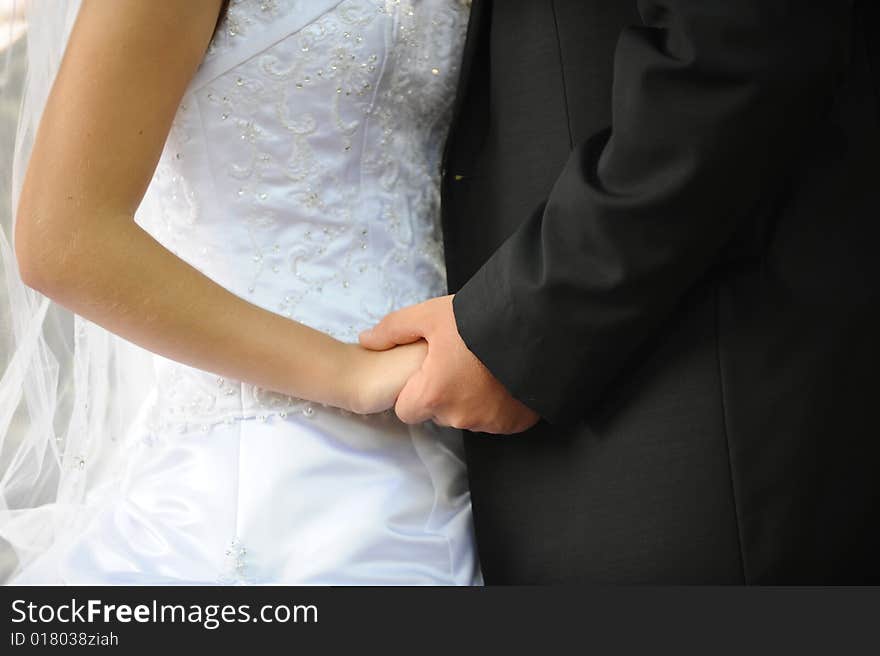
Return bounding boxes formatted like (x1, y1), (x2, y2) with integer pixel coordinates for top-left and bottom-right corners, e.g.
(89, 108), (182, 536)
(0, 0), (158, 582)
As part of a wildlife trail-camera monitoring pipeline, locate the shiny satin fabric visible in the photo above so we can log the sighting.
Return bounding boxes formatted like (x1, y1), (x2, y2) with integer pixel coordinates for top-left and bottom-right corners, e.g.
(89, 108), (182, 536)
(11, 0), (481, 585)
(16, 401), (479, 585)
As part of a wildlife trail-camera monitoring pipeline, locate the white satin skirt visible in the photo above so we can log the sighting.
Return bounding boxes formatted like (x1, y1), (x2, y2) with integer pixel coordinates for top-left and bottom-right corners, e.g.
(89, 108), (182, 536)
(13, 402), (482, 585)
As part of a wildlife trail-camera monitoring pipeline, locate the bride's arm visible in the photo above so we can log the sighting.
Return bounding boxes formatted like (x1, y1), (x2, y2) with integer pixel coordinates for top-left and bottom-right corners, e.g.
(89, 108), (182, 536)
(14, 0), (422, 415)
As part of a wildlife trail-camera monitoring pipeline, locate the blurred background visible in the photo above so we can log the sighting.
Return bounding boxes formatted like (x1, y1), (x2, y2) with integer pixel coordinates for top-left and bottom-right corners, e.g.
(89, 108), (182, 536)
(0, 0), (27, 581)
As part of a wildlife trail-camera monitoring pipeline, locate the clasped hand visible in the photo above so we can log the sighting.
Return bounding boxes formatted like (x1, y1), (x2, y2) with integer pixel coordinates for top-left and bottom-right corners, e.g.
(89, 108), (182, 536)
(349, 295), (539, 435)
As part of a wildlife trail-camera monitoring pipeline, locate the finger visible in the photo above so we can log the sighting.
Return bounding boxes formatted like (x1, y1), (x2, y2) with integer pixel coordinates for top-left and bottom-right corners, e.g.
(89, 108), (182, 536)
(394, 369), (434, 424)
(359, 306), (425, 351)
(471, 407), (540, 436)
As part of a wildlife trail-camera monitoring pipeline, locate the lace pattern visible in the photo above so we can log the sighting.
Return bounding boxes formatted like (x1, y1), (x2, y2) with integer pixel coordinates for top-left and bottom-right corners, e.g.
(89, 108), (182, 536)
(134, 0), (470, 433)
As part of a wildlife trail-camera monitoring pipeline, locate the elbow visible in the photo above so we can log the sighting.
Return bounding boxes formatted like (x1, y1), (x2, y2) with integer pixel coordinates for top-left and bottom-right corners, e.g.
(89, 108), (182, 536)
(13, 207), (71, 297)
(14, 209), (42, 291)
(15, 237), (53, 296)
(16, 259), (55, 298)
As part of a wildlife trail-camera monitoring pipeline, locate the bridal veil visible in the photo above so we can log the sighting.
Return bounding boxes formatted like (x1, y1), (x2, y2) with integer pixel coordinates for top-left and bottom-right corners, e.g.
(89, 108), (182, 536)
(0, 0), (158, 581)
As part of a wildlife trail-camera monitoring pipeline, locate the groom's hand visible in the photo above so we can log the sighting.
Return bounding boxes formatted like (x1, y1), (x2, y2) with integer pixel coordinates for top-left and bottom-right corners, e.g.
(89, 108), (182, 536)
(359, 295), (540, 434)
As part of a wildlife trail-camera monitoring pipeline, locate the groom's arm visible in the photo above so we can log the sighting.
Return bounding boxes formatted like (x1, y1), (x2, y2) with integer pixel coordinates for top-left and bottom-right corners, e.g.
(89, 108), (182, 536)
(452, 0), (853, 424)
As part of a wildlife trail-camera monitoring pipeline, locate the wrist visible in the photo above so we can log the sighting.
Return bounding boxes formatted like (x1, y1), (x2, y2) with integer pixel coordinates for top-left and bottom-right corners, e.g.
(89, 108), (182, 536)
(334, 342), (368, 412)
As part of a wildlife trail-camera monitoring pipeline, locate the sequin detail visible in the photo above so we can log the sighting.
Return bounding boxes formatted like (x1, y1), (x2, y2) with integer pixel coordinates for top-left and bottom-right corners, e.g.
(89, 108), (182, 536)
(136, 0), (469, 430)
(218, 537), (252, 584)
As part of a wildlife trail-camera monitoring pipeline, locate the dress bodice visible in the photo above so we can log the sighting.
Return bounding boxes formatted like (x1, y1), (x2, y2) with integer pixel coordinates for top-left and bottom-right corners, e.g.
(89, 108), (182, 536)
(135, 0), (470, 431)
(10, 1), (480, 586)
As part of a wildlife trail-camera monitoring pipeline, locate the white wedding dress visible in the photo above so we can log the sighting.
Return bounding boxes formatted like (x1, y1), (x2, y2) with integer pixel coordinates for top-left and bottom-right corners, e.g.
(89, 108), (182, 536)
(13, 0), (481, 585)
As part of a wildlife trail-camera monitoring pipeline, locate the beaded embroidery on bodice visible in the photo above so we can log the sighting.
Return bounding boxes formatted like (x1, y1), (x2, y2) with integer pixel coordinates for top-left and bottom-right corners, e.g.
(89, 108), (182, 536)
(135, 0), (470, 433)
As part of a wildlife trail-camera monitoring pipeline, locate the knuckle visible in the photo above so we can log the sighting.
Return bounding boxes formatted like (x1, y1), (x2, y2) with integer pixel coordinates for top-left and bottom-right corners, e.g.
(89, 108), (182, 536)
(394, 402), (415, 425)
(396, 410), (418, 425)
(421, 389), (442, 411)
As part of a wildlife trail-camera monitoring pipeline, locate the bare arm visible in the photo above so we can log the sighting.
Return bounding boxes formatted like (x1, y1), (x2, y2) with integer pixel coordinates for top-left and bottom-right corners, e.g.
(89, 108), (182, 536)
(14, 0), (422, 414)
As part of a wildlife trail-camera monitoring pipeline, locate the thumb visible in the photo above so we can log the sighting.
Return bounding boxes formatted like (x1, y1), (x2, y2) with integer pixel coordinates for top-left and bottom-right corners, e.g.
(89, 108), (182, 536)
(359, 307), (424, 351)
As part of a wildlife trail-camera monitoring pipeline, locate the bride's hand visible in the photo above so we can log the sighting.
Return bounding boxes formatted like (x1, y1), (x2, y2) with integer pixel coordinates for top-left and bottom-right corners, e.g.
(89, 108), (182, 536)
(343, 340), (428, 415)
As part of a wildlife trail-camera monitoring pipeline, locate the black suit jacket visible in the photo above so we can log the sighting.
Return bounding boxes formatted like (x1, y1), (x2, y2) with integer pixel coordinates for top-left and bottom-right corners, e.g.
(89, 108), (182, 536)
(443, 0), (880, 583)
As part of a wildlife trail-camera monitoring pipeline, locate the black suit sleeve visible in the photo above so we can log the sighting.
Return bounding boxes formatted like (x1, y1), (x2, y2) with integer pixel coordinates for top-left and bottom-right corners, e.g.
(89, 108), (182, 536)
(452, 0), (854, 424)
